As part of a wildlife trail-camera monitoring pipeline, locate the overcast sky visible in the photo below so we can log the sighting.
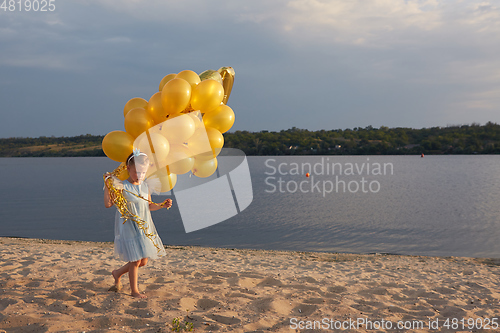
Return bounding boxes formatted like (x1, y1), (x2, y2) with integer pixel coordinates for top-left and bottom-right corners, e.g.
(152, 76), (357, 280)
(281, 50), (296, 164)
(1, 0), (499, 138)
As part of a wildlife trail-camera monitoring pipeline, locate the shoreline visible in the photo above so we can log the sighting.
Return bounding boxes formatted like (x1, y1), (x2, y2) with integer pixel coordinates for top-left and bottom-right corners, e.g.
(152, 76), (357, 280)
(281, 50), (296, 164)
(1, 237), (500, 332)
(3, 235), (500, 261)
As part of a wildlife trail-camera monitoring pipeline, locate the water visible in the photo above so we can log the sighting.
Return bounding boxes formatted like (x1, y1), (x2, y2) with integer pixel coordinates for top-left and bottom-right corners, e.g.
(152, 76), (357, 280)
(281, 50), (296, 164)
(1, 155), (500, 258)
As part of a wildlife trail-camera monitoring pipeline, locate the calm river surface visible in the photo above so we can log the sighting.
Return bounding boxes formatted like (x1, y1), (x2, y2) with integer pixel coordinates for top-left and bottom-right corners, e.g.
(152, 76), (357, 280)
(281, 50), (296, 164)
(1, 155), (499, 258)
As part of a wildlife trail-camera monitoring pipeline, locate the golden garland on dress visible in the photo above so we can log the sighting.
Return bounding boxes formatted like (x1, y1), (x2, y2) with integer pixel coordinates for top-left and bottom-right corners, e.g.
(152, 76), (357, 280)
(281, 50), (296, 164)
(103, 164), (164, 254)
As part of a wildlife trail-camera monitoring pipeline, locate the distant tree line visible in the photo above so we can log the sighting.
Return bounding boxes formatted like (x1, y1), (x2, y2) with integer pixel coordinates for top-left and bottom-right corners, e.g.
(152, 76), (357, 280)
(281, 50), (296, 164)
(1, 122), (500, 157)
(224, 122), (500, 155)
(0, 134), (106, 157)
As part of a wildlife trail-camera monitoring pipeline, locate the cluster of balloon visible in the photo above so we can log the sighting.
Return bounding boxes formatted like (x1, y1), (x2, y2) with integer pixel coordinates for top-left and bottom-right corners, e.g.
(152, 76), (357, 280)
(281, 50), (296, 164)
(102, 67), (236, 192)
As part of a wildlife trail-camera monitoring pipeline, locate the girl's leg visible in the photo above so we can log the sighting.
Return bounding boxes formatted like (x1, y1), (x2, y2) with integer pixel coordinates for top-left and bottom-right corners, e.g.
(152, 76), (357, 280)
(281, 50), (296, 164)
(129, 259), (146, 298)
(112, 262), (131, 286)
(139, 257), (148, 267)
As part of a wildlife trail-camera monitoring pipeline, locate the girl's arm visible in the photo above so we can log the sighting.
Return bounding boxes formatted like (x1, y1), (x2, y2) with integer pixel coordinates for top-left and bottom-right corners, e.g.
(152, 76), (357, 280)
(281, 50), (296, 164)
(149, 194), (172, 211)
(104, 181), (114, 208)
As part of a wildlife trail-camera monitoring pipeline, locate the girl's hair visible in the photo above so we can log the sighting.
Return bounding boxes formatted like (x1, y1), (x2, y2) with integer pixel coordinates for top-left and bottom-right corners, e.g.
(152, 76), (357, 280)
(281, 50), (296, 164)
(126, 151), (150, 168)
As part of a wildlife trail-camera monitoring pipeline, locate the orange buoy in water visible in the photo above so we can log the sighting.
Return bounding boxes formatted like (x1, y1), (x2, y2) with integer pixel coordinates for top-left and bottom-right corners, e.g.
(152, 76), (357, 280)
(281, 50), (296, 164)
(421, 153), (424, 158)
(306, 173), (310, 177)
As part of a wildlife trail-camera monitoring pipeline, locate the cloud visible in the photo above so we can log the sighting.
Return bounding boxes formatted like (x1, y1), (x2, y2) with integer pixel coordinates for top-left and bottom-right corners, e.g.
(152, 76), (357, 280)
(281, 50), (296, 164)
(281, 0), (442, 44)
(1, 0), (500, 137)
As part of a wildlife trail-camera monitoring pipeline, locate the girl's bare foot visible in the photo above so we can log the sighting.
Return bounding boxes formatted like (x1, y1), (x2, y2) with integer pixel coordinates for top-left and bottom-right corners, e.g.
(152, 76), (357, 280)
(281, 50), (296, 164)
(131, 292), (147, 299)
(111, 270), (122, 290)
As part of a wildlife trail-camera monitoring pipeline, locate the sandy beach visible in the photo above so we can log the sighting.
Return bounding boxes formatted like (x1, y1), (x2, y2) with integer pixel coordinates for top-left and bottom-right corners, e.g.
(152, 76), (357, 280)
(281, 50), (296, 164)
(0, 237), (499, 333)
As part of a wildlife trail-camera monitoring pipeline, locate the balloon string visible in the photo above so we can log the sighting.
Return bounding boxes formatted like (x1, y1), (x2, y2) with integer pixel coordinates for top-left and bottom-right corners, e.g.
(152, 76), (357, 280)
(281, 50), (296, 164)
(121, 189), (170, 209)
(103, 165), (163, 254)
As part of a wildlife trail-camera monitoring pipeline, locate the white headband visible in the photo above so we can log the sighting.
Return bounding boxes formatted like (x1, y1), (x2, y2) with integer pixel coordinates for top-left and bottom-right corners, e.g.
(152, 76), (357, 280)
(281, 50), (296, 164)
(127, 148), (148, 164)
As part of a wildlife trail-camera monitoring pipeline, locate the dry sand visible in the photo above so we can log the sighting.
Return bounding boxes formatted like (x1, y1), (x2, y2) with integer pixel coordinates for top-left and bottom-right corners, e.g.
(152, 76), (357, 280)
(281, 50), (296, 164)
(0, 237), (499, 333)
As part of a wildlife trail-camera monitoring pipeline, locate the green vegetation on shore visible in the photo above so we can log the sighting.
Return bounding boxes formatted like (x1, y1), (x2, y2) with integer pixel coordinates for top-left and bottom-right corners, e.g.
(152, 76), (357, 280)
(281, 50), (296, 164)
(2, 122), (500, 157)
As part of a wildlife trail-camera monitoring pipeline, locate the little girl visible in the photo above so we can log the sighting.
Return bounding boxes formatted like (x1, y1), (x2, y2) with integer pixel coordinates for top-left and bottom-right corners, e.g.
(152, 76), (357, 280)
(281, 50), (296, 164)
(104, 150), (172, 298)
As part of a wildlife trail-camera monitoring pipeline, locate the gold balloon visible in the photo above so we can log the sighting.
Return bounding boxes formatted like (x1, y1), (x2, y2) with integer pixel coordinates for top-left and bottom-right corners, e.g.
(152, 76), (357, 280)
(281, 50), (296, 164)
(124, 107), (155, 139)
(187, 127), (224, 160)
(175, 70), (201, 90)
(188, 111), (203, 129)
(165, 144), (195, 174)
(190, 79), (224, 113)
(134, 132), (170, 169)
(192, 157), (218, 178)
(161, 78), (192, 115)
(203, 104), (235, 133)
(205, 126), (224, 150)
(187, 127), (211, 156)
(199, 69), (223, 85)
(146, 92), (167, 124)
(124, 97), (148, 117)
(102, 130), (134, 162)
(150, 167), (177, 192)
(159, 113), (196, 144)
(218, 67), (235, 105)
(159, 170), (177, 192)
(159, 73), (177, 92)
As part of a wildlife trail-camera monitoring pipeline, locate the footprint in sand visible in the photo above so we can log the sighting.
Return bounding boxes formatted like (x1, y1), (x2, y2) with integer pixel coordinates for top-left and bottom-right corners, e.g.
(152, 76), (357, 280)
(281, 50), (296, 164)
(163, 298), (181, 311)
(291, 303), (318, 317)
(257, 277), (282, 287)
(248, 297), (273, 314)
(358, 287), (389, 296)
(71, 289), (96, 299)
(93, 269), (110, 276)
(25, 280), (41, 288)
(0, 298), (18, 311)
(46, 300), (78, 315)
(47, 288), (78, 301)
(145, 284), (163, 291)
(207, 313), (241, 325)
(201, 277), (224, 284)
(130, 300), (148, 308)
(197, 298), (220, 311)
(74, 300), (101, 313)
(125, 308), (154, 318)
(21, 296), (47, 307)
(303, 297), (324, 304)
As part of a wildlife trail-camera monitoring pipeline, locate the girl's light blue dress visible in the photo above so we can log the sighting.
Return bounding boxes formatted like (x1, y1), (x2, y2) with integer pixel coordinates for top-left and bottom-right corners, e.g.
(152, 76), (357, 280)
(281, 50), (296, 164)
(114, 179), (167, 262)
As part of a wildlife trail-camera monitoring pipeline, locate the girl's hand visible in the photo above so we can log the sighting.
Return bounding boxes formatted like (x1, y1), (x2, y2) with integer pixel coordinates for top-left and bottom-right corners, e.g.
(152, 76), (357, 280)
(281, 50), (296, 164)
(161, 199), (172, 209)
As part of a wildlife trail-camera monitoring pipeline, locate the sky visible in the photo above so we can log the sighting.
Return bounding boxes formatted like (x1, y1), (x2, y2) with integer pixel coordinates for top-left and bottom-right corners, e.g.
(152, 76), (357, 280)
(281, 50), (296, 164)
(1, 0), (500, 138)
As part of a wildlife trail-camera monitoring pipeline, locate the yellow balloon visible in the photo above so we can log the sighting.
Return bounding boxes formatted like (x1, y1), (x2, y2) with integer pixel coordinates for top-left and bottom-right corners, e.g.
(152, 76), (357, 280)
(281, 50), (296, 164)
(175, 70), (201, 90)
(161, 78), (192, 115)
(165, 144), (195, 174)
(159, 113), (196, 144)
(124, 97), (148, 117)
(159, 73), (177, 92)
(150, 166), (177, 192)
(190, 79), (224, 113)
(192, 157), (218, 178)
(187, 127), (224, 160)
(205, 126), (224, 150)
(203, 104), (235, 133)
(102, 130), (134, 162)
(199, 69), (223, 85)
(187, 127), (211, 156)
(218, 67), (235, 105)
(134, 132), (170, 167)
(188, 111), (203, 129)
(146, 92), (167, 124)
(158, 169), (178, 192)
(124, 107), (155, 139)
